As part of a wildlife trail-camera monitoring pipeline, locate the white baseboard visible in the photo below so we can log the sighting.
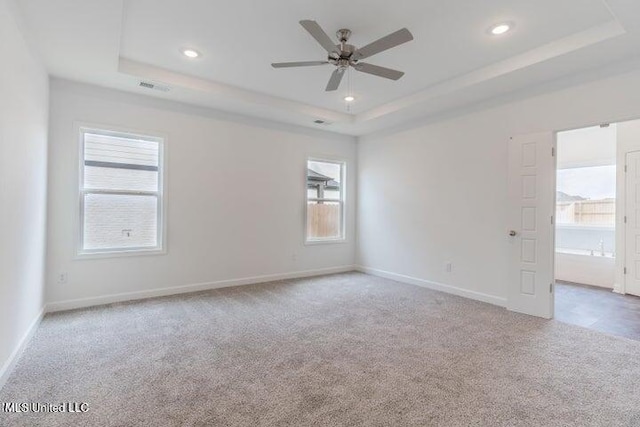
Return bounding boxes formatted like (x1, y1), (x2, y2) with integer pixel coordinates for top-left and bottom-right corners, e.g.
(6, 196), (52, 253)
(357, 265), (507, 307)
(46, 265), (357, 313)
(0, 307), (45, 391)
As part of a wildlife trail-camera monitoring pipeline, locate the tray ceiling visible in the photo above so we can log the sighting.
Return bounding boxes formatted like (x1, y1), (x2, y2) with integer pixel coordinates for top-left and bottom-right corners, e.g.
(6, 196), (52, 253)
(15, 0), (640, 135)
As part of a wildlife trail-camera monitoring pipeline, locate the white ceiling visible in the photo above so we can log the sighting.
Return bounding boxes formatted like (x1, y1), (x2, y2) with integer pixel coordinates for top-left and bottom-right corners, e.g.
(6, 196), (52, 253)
(15, 0), (640, 135)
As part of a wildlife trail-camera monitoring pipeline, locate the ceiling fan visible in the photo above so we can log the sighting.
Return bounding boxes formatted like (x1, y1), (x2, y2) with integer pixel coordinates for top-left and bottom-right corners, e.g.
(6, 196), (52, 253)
(272, 20), (413, 92)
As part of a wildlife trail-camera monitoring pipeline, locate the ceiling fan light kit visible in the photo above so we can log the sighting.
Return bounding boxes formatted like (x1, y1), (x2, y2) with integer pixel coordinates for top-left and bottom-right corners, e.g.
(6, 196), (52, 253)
(272, 20), (413, 93)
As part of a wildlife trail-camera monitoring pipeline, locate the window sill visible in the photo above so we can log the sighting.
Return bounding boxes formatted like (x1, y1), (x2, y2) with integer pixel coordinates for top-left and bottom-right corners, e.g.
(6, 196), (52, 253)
(76, 247), (166, 260)
(304, 238), (347, 246)
(555, 249), (615, 258)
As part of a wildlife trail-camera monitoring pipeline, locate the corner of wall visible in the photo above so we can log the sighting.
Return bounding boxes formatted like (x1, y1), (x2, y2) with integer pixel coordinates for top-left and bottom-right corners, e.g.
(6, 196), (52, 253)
(0, 309), (45, 391)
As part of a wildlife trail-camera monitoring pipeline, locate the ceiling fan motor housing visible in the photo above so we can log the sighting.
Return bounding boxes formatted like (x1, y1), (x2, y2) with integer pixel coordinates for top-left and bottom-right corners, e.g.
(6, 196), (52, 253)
(330, 29), (358, 68)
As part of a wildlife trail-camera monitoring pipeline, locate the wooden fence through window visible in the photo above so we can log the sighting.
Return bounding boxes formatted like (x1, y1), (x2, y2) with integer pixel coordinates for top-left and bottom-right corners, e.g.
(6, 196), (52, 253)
(307, 203), (341, 238)
(556, 200), (615, 225)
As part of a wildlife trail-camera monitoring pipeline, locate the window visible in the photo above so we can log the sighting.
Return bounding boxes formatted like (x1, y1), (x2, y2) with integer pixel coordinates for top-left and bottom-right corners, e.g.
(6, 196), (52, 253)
(306, 159), (345, 242)
(556, 165), (616, 256)
(79, 128), (164, 255)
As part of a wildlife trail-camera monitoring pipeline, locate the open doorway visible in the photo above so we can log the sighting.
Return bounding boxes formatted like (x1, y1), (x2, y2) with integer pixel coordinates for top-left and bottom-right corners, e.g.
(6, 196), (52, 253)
(554, 121), (640, 340)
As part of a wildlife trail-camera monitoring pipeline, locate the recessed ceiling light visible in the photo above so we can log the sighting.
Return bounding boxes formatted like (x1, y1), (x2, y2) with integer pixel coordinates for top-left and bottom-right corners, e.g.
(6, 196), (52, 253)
(344, 95), (355, 102)
(490, 23), (512, 35)
(181, 48), (200, 58)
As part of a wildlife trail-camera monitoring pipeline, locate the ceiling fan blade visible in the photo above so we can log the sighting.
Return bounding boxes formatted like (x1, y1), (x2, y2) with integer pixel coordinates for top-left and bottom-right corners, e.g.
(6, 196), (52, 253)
(353, 28), (413, 60)
(354, 63), (405, 80)
(300, 20), (339, 56)
(271, 61), (328, 68)
(325, 68), (346, 91)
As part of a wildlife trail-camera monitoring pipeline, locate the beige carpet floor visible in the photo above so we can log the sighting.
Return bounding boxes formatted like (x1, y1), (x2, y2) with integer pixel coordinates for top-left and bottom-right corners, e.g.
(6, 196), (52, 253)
(1, 272), (640, 426)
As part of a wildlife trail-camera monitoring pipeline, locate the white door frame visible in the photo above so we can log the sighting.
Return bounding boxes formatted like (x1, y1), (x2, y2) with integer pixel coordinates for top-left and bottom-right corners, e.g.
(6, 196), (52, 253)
(621, 150), (640, 296)
(615, 149), (627, 295)
(614, 147), (640, 296)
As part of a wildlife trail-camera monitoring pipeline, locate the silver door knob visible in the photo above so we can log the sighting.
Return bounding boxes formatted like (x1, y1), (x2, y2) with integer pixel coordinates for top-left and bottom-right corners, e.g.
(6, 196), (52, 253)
(509, 230), (518, 237)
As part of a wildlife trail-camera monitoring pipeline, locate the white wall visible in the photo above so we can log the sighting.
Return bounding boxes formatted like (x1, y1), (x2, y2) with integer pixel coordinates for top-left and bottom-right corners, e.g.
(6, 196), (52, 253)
(0, 0), (49, 386)
(46, 79), (357, 308)
(358, 67), (640, 304)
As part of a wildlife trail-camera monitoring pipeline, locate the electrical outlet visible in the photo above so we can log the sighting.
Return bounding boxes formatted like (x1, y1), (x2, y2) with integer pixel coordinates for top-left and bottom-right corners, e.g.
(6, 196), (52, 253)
(445, 263), (452, 273)
(57, 272), (67, 284)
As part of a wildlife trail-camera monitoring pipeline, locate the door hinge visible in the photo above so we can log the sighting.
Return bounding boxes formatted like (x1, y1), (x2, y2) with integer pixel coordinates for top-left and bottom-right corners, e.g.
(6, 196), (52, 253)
(550, 283), (553, 293)
(625, 164), (628, 173)
(551, 215), (554, 225)
(625, 216), (628, 224)
(551, 147), (555, 157)
(624, 267), (627, 275)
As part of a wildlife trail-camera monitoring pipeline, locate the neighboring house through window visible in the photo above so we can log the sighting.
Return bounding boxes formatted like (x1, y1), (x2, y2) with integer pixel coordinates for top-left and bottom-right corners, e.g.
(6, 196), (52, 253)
(79, 128), (164, 255)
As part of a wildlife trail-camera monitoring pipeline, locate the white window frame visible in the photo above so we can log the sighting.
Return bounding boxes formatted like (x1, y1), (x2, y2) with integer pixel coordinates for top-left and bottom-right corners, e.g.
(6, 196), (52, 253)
(305, 158), (346, 244)
(77, 127), (166, 257)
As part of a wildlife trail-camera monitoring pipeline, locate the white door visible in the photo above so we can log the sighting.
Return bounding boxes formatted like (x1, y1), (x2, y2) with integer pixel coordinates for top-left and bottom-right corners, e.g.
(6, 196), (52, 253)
(625, 151), (640, 297)
(507, 132), (555, 319)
